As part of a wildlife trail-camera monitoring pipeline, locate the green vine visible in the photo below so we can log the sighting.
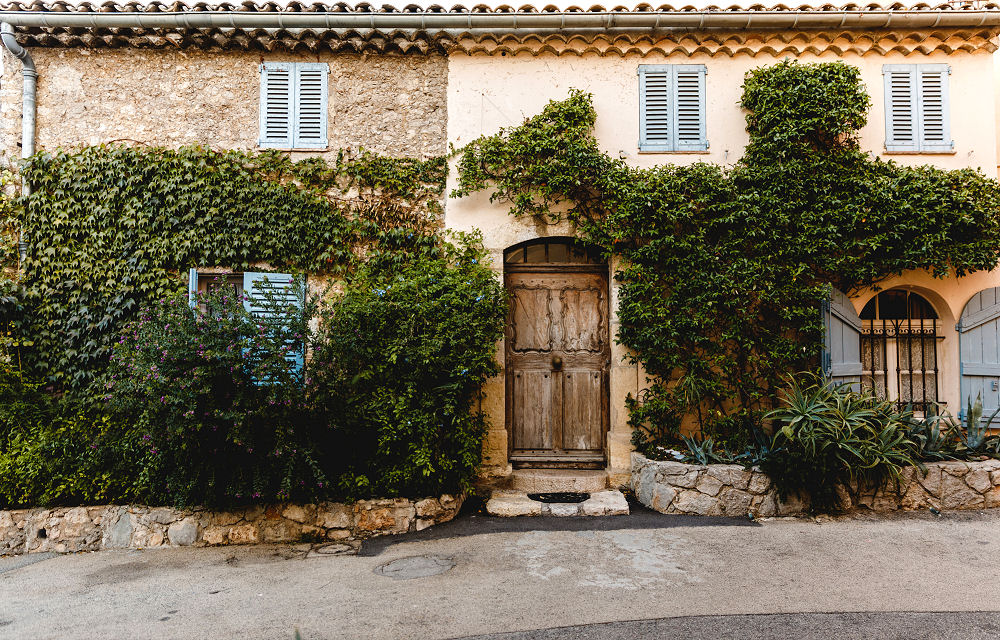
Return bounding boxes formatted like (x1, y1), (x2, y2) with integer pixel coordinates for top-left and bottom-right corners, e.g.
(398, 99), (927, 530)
(454, 61), (1000, 447)
(9, 145), (447, 390)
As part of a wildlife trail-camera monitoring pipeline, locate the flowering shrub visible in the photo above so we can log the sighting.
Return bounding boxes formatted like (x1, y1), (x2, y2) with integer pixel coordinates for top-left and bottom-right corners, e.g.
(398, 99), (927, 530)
(309, 233), (506, 499)
(105, 283), (326, 508)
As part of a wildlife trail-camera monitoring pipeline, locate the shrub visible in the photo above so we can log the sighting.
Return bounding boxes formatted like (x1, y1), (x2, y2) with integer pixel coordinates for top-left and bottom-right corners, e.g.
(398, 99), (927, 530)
(104, 283), (326, 508)
(309, 233), (506, 500)
(762, 375), (919, 512)
(0, 363), (147, 508)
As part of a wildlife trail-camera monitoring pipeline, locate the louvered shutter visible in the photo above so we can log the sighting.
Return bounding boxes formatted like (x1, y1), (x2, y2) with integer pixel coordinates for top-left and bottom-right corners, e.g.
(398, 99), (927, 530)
(916, 65), (952, 152)
(639, 65), (672, 151)
(187, 268), (199, 309)
(639, 65), (707, 152)
(883, 65), (918, 152)
(243, 272), (305, 379)
(259, 62), (293, 148)
(959, 288), (1000, 426)
(884, 64), (952, 153)
(292, 63), (329, 150)
(823, 288), (863, 390)
(673, 65), (708, 152)
(259, 62), (328, 150)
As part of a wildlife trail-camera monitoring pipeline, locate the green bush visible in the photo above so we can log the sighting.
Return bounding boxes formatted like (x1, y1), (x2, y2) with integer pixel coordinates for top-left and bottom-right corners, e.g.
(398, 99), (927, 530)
(104, 284), (326, 508)
(309, 233), (506, 500)
(762, 376), (919, 512)
(0, 363), (148, 508)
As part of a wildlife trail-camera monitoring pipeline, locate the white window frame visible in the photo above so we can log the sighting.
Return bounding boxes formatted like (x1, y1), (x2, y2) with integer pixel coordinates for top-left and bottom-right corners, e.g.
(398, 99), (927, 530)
(258, 62), (329, 151)
(883, 63), (954, 154)
(638, 64), (709, 153)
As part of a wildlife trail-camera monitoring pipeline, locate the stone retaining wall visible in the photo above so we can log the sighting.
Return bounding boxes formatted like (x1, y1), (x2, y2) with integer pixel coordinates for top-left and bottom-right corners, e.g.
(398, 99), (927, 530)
(0, 494), (462, 556)
(631, 452), (1000, 517)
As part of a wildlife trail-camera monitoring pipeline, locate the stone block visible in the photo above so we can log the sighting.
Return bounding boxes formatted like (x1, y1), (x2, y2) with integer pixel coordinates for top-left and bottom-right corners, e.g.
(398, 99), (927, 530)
(356, 508), (397, 532)
(986, 487), (1000, 508)
(754, 493), (778, 517)
(580, 491), (629, 516)
(281, 504), (315, 524)
(718, 488), (753, 516)
(966, 469), (992, 494)
(260, 520), (301, 543)
(146, 508), (177, 525)
(415, 498), (443, 518)
(673, 489), (721, 515)
(318, 504), (353, 530)
(105, 512), (134, 549)
(748, 473), (771, 495)
(695, 474), (725, 497)
(547, 503), (582, 517)
(202, 526), (227, 545)
(941, 471), (985, 510)
(486, 492), (542, 517)
(227, 524), (259, 545)
(168, 518), (198, 546)
(776, 492), (809, 516)
(650, 484), (677, 512)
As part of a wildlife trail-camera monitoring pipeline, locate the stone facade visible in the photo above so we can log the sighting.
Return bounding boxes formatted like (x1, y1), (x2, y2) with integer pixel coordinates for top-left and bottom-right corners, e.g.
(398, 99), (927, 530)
(0, 494), (462, 556)
(631, 453), (1000, 517)
(0, 48), (448, 162)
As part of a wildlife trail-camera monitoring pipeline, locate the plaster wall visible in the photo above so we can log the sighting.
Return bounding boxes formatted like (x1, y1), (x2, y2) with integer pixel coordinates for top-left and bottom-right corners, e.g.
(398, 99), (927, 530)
(0, 48), (448, 161)
(446, 47), (1000, 476)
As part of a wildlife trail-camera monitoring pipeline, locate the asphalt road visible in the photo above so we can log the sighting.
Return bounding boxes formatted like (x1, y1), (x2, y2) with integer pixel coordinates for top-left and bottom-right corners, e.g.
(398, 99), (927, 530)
(2, 507), (1000, 639)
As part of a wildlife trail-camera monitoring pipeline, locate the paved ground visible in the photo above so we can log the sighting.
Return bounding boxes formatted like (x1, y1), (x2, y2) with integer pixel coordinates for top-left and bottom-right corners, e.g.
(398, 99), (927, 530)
(3, 506), (1000, 639)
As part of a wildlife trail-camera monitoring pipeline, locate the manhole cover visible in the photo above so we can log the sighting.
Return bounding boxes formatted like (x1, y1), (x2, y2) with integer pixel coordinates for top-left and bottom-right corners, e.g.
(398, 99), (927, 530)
(528, 492), (590, 504)
(374, 555), (455, 580)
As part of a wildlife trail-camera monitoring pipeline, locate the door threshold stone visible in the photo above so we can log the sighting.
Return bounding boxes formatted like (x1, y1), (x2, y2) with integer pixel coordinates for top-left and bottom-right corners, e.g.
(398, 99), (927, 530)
(486, 490), (629, 517)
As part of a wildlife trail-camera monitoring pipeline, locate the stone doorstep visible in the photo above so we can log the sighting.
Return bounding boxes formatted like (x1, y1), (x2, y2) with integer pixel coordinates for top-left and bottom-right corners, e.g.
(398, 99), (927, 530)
(485, 490), (630, 517)
(509, 469), (609, 493)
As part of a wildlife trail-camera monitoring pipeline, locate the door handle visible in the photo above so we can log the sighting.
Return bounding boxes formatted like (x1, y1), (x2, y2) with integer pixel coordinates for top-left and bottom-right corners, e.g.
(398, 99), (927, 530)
(552, 355), (563, 370)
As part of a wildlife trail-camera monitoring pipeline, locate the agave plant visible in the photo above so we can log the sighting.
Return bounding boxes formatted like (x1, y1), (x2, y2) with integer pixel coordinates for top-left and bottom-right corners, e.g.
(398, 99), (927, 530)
(958, 393), (1000, 453)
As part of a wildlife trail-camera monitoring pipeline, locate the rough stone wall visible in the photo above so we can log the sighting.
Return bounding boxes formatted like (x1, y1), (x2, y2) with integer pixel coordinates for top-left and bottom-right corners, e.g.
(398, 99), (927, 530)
(631, 453), (1000, 517)
(0, 494), (462, 556)
(0, 48), (447, 162)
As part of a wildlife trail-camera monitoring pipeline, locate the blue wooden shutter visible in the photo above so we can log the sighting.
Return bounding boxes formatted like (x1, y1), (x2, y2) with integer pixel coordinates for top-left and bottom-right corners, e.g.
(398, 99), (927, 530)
(259, 62), (294, 149)
(243, 272), (305, 378)
(823, 288), (863, 388)
(959, 287), (1000, 426)
(187, 268), (199, 309)
(638, 65), (672, 152)
(291, 63), (329, 150)
(916, 64), (952, 152)
(673, 65), (708, 152)
(883, 65), (918, 153)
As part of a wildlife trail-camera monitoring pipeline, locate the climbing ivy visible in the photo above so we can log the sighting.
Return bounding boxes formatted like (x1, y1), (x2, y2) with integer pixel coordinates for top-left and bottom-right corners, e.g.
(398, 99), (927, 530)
(454, 61), (1000, 447)
(9, 145), (447, 390)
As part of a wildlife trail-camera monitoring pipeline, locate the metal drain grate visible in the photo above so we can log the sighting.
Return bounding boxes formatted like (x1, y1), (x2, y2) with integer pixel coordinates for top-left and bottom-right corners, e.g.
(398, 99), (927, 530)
(527, 492), (590, 503)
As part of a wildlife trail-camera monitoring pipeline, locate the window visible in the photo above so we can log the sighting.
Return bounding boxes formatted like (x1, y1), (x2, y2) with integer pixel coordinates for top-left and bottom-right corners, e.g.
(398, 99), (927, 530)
(187, 269), (306, 377)
(258, 62), (329, 150)
(860, 290), (940, 414)
(883, 64), (953, 153)
(638, 64), (708, 153)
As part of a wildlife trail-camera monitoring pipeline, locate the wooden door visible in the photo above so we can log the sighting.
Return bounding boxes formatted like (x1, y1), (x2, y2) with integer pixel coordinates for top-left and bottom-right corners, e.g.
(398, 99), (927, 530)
(505, 268), (609, 467)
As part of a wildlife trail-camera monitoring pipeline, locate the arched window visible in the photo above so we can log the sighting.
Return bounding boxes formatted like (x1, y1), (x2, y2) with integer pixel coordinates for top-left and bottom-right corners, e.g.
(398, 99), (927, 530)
(859, 290), (939, 413)
(504, 238), (604, 265)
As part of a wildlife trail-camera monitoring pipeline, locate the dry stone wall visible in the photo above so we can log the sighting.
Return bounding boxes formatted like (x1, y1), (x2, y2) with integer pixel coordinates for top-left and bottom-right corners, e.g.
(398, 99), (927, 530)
(632, 453), (1000, 517)
(0, 48), (448, 162)
(0, 494), (462, 556)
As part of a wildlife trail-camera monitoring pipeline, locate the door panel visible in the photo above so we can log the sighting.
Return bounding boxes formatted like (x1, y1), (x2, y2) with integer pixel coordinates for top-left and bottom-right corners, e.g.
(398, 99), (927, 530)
(506, 269), (609, 464)
(562, 369), (603, 451)
(512, 369), (558, 451)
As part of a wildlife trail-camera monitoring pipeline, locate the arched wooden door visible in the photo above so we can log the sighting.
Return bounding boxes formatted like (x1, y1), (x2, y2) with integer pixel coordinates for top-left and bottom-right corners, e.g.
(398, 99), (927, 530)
(960, 287), (1000, 425)
(504, 238), (610, 469)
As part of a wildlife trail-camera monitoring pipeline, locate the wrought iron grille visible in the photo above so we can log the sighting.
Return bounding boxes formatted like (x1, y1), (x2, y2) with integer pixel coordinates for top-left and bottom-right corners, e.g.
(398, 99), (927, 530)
(859, 291), (940, 414)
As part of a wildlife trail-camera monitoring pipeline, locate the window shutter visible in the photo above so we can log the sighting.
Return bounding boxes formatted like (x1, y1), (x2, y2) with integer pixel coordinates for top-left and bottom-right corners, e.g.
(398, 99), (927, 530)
(243, 272), (305, 379)
(639, 65), (672, 152)
(883, 65), (918, 153)
(187, 268), (199, 309)
(259, 62), (293, 149)
(672, 65), (708, 152)
(292, 63), (329, 150)
(916, 65), (952, 152)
